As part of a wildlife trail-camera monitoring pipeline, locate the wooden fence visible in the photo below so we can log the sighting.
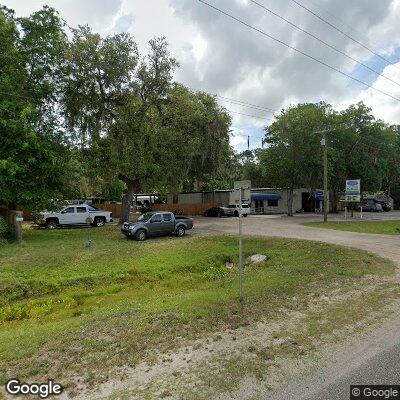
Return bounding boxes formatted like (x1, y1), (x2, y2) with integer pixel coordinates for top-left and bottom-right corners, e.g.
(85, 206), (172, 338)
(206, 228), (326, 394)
(153, 203), (217, 216)
(99, 203), (123, 218)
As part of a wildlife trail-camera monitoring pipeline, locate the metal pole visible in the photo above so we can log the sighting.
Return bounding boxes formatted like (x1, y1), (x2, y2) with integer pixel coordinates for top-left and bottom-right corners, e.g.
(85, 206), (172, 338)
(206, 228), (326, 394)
(15, 211), (23, 244)
(239, 187), (244, 303)
(323, 133), (328, 222)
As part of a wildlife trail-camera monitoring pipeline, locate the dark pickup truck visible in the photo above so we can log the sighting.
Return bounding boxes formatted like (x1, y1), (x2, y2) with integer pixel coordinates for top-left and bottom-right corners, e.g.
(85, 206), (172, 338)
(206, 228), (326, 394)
(121, 211), (194, 241)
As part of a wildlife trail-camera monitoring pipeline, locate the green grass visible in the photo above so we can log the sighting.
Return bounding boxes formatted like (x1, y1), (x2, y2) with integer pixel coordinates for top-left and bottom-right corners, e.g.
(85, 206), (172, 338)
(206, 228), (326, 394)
(0, 225), (396, 388)
(303, 220), (400, 235)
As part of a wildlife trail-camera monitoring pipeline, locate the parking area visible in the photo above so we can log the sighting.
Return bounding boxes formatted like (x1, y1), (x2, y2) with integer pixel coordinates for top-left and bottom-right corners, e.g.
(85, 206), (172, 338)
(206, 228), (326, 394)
(194, 212), (400, 264)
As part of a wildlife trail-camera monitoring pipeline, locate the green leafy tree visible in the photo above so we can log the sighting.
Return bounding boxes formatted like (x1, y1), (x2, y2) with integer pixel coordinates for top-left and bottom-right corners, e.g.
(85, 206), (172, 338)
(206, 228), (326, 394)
(63, 26), (139, 147)
(108, 38), (179, 224)
(0, 7), (70, 214)
(261, 103), (333, 215)
(234, 149), (269, 188)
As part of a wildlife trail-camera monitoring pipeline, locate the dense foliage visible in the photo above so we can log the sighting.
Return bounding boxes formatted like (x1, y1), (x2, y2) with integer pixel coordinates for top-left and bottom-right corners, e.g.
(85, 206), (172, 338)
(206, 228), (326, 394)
(1, 4), (400, 228)
(0, 6), (233, 224)
(237, 102), (400, 212)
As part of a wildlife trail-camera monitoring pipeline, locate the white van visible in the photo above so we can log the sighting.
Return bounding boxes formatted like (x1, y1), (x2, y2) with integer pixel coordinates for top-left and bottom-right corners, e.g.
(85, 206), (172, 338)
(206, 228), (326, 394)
(226, 204), (251, 217)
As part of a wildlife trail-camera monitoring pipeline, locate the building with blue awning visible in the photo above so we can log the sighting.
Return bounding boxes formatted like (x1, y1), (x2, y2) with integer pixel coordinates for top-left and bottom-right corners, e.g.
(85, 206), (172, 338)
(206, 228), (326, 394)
(251, 193), (281, 201)
(166, 187), (325, 215)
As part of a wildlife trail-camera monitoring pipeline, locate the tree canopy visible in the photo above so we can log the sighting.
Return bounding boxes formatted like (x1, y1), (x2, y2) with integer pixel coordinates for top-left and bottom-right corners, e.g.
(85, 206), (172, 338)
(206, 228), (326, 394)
(2, 4), (400, 229)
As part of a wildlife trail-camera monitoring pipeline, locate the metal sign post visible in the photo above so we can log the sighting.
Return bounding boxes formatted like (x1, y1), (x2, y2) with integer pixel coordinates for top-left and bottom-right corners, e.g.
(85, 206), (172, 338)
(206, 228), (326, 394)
(234, 180), (251, 303)
(239, 187), (244, 302)
(345, 179), (361, 219)
(86, 217), (93, 251)
(15, 212), (23, 244)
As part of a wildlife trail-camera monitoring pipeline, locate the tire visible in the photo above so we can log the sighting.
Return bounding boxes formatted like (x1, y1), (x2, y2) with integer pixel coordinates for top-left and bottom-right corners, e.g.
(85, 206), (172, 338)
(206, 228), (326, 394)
(93, 217), (106, 227)
(234, 210), (239, 217)
(46, 219), (58, 230)
(243, 214), (248, 217)
(218, 211), (223, 218)
(135, 229), (147, 241)
(176, 226), (186, 237)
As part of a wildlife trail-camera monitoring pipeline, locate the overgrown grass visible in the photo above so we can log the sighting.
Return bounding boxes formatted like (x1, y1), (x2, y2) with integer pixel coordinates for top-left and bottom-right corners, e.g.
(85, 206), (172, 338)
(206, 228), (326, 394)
(0, 225), (395, 389)
(303, 220), (400, 235)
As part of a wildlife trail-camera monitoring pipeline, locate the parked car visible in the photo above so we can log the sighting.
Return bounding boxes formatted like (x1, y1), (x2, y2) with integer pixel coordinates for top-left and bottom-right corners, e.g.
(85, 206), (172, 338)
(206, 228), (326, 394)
(204, 206), (226, 217)
(226, 204), (251, 217)
(376, 201), (391, 212)
(34, 204), (113, 229)
(121, 212), (194, 241)
(204, 204), (250, 217)
(356, 201), (383, 212)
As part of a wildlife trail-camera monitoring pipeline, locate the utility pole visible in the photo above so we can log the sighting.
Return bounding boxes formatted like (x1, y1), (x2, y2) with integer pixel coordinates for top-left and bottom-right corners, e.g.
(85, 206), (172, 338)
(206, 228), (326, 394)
(321, 133), (328, 222)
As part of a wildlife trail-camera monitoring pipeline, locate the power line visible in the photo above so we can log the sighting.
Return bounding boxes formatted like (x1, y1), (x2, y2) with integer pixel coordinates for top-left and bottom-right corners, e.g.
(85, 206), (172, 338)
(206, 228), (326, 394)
(302, 0), (398, 64)
(197, 0), (400, 103)
(189, 86), (277, 113)
(249, 0), (400, 88)
(228, 109), (270, 120)
(300, 0), (368, 40)
(291, 0), (400, 71)
(216, 96), (276, 113)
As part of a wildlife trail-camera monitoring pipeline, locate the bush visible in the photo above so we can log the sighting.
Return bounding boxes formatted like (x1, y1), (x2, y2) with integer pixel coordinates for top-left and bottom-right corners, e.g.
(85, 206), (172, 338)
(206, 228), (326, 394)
(0, 216), (13, 245)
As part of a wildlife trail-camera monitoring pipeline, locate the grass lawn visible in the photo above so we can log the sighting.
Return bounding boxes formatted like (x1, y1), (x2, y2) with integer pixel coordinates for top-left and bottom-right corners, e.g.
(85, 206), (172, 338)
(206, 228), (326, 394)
(303, 220), (400, 235)
(0, 225), (397, 394)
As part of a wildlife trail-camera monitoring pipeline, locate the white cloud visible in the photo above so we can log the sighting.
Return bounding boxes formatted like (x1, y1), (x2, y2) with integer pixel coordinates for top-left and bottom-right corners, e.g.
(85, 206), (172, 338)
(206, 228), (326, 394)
(6, 0), (400, 146)
(354, 62), (400, 123)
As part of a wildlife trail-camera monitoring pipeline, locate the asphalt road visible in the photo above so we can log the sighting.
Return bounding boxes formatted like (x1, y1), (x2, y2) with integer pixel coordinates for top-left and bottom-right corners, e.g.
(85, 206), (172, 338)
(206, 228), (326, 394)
(267, 313), (400, 400)
(194, 213), (400, 399)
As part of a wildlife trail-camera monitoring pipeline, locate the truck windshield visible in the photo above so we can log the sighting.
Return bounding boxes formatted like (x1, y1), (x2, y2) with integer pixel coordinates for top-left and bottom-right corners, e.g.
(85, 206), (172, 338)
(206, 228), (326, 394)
(138, 212), (154, 222)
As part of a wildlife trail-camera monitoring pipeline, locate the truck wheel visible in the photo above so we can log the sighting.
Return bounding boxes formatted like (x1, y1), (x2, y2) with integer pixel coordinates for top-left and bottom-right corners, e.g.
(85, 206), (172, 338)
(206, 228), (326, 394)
(243, 214), (248, 217)
(136, 229), (147, 241)
(234, 210), (239, 217)
(46, 219), (58, 230)
(176, 226), (186, 237)
(93, 217), (106, 227)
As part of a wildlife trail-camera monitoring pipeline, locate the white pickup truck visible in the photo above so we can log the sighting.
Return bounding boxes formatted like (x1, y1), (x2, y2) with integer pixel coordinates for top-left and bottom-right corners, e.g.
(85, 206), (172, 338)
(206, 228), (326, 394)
(34, 204), (113, 229)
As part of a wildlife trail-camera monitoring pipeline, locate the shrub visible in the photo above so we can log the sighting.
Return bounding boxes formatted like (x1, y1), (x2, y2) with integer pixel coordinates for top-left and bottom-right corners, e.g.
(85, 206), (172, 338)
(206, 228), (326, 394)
(0, 216), (13, 245)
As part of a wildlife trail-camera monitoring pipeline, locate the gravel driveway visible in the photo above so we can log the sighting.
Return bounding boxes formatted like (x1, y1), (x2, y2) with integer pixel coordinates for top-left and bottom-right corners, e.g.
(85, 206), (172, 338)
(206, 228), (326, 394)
(195, 213), (400, 265)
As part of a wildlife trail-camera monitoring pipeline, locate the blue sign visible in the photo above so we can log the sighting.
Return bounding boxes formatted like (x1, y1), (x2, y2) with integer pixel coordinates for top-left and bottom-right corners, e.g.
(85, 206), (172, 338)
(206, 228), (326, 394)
(315, 190), (324, 201)
(346, 179), (360, 195)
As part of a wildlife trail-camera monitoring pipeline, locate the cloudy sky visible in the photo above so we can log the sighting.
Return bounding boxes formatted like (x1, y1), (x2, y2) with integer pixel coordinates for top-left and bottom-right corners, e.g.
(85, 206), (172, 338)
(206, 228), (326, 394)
(6, 0), (400, 151)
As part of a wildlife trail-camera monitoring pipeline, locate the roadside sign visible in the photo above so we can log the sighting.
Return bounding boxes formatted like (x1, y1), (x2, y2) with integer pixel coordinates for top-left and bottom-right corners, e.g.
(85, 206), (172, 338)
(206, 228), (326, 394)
(234, 188), (251, 203)
(234, 180), (251, 204)
(345, 195), (361, 202)
(345, 179), (361, 202)
(315, 190), (324, 201)
(234, 180), (251, 190)
(345, 180), (360, 195)
(15, 217), (24, 222)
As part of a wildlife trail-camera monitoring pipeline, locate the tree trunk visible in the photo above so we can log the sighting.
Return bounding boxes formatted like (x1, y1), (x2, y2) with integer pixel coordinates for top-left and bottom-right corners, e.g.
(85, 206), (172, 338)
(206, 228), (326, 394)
(118, 176), (140, 225)
(330, 190), (338, 213)
(287, 187), (294, 217)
